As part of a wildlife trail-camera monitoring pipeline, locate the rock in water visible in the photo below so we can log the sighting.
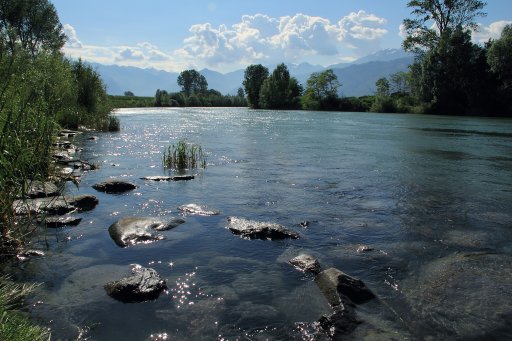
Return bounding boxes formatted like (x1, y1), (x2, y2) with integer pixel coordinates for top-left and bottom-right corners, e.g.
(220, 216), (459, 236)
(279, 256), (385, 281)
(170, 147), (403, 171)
(13, 195), (98, 216)
(227, 217), (299, 240)
(289, 254), (321, 274)
(140, 176), (173, 181)
(105, 265), (167, 303)
(92, 179), (137, 193)
(41, 215), (82, 228)
(26, 181), (59, 198)
(178, 204), (219, 216)
(315, 268), (375, 307)
(108, 217), (184, 247)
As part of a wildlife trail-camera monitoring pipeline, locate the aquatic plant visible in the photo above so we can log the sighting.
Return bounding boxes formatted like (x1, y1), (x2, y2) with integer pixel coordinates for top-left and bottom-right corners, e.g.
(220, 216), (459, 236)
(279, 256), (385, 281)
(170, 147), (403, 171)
(0, 276), (50, 341)
(163, 140), (207, 170)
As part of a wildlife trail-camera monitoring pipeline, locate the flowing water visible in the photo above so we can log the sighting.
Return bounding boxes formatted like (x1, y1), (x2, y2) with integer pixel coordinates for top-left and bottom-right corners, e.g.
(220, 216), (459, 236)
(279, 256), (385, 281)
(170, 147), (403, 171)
(5, 108), (512, 340)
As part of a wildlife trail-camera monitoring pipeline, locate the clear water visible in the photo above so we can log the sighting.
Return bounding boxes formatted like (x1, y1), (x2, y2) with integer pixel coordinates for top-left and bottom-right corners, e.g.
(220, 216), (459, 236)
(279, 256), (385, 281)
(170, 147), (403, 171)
(6, 108), (512, 340)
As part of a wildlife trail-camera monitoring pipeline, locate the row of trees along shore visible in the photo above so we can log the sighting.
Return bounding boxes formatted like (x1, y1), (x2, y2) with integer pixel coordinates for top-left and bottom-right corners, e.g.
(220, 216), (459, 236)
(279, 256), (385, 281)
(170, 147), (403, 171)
(141, 0), (511, 116)
(1, 0), (117, 249)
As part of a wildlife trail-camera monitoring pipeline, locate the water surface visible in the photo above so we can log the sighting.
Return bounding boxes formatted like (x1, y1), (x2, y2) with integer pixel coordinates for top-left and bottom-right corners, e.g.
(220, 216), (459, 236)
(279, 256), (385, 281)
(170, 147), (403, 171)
(7, 108), (512, 340)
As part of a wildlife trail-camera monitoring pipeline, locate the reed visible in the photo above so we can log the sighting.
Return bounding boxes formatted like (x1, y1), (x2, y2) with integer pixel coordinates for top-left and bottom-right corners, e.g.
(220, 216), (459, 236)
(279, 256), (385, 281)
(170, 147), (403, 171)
(0, 276), (50, 341)
(163, 140), (207, 170)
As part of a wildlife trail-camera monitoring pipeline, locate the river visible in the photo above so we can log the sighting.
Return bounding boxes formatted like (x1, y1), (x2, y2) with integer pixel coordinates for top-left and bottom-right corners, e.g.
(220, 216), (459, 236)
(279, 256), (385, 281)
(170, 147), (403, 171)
(6, 107), (512, 340)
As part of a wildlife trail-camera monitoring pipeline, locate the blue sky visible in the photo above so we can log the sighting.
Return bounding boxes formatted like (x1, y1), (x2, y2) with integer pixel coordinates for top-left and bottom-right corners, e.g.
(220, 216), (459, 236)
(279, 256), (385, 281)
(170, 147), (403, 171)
(52, 0), (512, 73)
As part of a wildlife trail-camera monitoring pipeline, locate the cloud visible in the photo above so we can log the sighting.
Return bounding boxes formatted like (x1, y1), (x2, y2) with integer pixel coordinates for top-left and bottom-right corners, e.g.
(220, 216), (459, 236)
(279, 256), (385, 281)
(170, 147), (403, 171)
(63, 24), (82, 48)
(62, 25), (183, 71)
(176, 11), (388, 68)
(472, 21), (512, 43)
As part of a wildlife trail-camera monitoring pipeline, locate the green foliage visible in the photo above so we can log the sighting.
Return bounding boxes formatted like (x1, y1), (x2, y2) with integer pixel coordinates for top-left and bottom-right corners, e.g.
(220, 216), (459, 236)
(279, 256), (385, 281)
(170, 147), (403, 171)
(109, 95), (154, 108)
(163, 140), (206, 170)
(243, 64), (269, 108)
(302, 69), (341, 110)
(124, 91), (135, 97)
(402, 0), (486, 52)
(0, 276), (50, 341)
(0, 0), (65, 55)
(177, 69), (208, 96)
(259, 63), (302, 109)
(487, 24), (512, 90)
(375, 77), (390, 97)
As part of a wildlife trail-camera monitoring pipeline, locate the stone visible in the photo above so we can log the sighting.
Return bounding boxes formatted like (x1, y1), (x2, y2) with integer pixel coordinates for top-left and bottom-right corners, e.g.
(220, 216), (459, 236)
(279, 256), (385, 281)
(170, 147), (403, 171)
(13, 195), (98, 216)
(41, 215), (82, 228)
(289, 254), (321, 274)
(104, 265), (167, 303)
(26, 181), (59, 198)
(172, 175), (194, 181)
(315, 268), (375, 307)
(152, 217), (185, 231)
(141, 176), (173, 181)
(92, 179), (137, 193)
(108, 217), (177, 247)
(178, 204), (219, 216)
(226, 217), (299, 240)
(318, 309), (360, 338)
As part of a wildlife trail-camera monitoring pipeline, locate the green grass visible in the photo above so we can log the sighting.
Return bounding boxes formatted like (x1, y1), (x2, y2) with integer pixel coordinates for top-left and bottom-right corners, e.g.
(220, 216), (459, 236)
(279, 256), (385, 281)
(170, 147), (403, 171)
(163, 139), (207, 170)
(109, 95), (154, 108)
(0, 276), (50, 341)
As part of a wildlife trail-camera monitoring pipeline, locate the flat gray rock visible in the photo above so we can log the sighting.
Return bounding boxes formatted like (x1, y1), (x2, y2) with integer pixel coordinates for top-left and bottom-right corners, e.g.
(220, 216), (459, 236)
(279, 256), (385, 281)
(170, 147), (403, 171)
(105, 265), (167, 303)
(26, 181), (59, 198)
(289, 254), (321, 274)
(108, 217), (183, 247)
(13, 195), (98, 216)
(92, 179), (137, 193)
(227, 217), (299, 240)
(178, 203), (219, 216)
(315, 268), (375, 307)
(41, 215), (82, 228)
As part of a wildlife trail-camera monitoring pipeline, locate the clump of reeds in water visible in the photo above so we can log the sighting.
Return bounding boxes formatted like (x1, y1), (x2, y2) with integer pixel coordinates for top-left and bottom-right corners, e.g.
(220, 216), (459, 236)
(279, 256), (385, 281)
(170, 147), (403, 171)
(163, 140), (207, 170)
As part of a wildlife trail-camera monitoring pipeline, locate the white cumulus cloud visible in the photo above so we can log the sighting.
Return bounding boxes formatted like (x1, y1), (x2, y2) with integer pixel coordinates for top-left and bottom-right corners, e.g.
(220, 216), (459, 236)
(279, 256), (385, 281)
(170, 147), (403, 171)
(176, 11), (388, 69)
(63, 24), (82, 48)
(472, 21), (512, 43)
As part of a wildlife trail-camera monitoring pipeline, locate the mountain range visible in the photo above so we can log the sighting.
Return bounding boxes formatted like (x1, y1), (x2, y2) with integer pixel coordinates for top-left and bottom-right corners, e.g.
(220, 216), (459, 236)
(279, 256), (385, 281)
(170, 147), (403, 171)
(94, 49), (413, 97)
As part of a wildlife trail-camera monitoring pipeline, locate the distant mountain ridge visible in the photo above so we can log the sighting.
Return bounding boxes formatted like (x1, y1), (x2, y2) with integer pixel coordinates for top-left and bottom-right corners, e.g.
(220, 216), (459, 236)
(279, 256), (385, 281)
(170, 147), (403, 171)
(95, 48), (414, 97)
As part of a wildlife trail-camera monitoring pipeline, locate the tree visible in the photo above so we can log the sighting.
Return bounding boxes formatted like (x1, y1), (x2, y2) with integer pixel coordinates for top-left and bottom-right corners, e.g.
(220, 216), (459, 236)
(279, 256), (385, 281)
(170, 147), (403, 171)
(124, 91), (135, 97)
(177, 69), (208, 96)
(390, 71), (411, 95)
(402, 0), (486, 52)
(0, 0), (66, 55)
(375, 77), (390, 97)
(243, 64), (269, 109)
(302, 69), (340, 110)
(487, 24), (512, 90)
(236, 87), (245, 98)
(259, 63), (302, 109)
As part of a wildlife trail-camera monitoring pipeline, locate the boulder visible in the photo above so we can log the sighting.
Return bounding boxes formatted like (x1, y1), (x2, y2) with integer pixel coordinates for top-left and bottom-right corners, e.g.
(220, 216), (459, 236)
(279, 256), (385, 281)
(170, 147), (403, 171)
(178, 204), (219, 216)
(108, 217), (178, 247)
(227, 217), (299, 240)
(13, 195), (98, 216)
(41, 215), (82, 228)
(92, 179), (137, 193)
(315, 268), (375, 307)
(104, 265), (167, 303)
(289, 254), (321, 274)
(318, 309), (360, 338)
(26, 181), (59, 198)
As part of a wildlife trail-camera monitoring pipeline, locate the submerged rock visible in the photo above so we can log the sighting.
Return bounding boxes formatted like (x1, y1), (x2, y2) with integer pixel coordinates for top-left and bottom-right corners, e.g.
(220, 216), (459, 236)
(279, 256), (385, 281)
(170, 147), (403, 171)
(227, 217), (299, 240)
(108, 217), (182, 247)
(104, 265), (167, 303)
(41, 215), (82, 228)
(289, 254), (321, 274)
(402, 252), (512, 339)
(318, 309), (361, 338)
(178, 204), (219, 216)
(172, 175), (195, 181)
(13, 195), (98, 216)
(141, 175), (195, 181)
(315, 268), (375, 307)
(92, 179), (137, 193)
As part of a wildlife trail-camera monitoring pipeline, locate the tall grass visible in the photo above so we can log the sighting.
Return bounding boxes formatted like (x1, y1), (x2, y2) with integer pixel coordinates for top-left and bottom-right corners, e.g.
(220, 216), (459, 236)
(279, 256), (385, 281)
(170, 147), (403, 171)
(0, 276), (50, 341)
(163, 140), (207, 170)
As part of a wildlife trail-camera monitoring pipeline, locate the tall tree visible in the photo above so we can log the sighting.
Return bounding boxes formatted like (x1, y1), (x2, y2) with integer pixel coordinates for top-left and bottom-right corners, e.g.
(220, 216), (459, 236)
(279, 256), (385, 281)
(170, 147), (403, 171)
(402, 0), (486, 52)
(0, 0), (66, 55)
(302, 69), (340, 110)
(487, 24), (512, 91)
(177, 69), (208, 96)
(259, 63), (302, 109)
(243, 64), (269, 109)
